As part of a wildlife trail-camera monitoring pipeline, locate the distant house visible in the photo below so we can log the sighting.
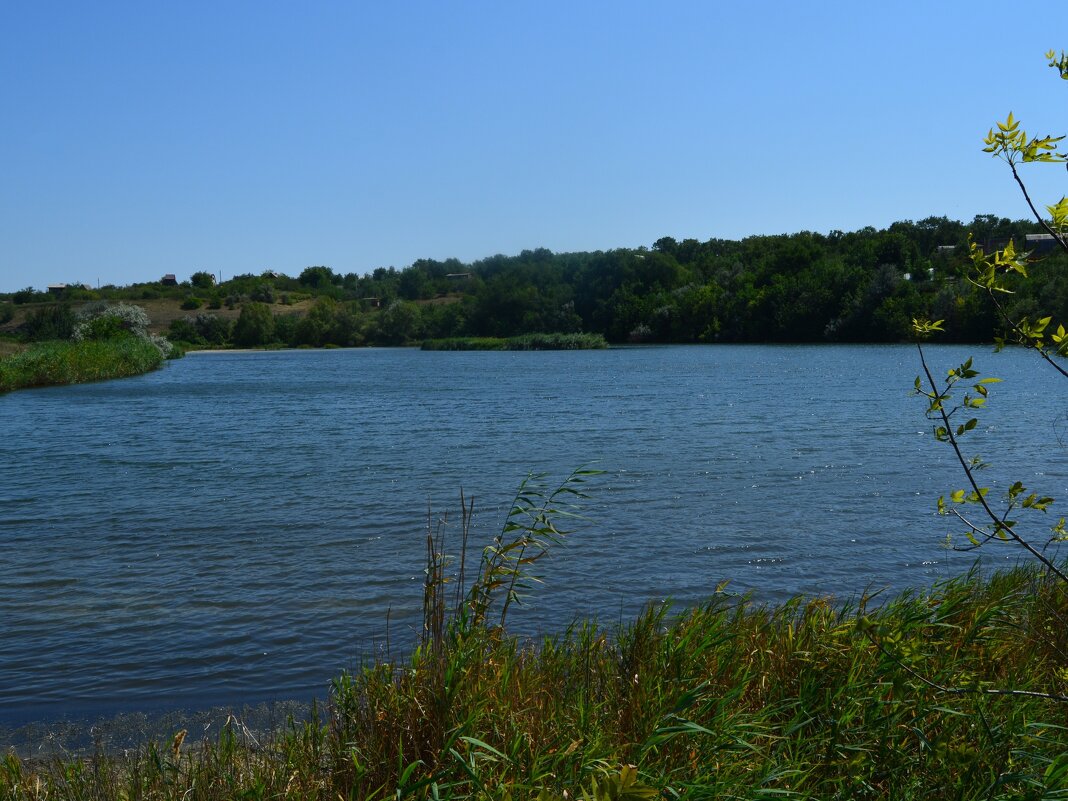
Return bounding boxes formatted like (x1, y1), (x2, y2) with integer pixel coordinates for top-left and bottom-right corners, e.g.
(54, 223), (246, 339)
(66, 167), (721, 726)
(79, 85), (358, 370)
(935, 245), (956, 255)
(362, 297), (383, 308)
(1025, 233), (1061, 255)
(445, 273), (472, 280)
(47, 283), (93, 294)
(160, 274), (178, 286)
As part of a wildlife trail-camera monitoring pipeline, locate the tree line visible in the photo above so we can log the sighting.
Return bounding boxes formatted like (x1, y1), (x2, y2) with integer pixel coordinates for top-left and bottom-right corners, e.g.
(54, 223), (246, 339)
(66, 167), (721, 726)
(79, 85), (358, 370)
(4, 214), (1065, 348)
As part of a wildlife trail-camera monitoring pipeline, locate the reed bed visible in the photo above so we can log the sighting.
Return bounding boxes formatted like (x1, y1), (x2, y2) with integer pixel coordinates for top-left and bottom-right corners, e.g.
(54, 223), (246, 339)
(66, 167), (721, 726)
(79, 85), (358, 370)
(421, 333), (608, 351)
(4, 474), (1068, 800)
(0, 338), (164, 393)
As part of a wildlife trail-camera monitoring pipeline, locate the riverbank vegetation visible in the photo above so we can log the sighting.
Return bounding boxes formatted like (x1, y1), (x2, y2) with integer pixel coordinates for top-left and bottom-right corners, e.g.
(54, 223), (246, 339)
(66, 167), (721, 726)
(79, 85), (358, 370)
(4, 215), (1066, 350)
(3, 563), (1066, 799)
(0, 303), (176, 393)
(421, 333), (608, 351)
(0, 337), (165, 393)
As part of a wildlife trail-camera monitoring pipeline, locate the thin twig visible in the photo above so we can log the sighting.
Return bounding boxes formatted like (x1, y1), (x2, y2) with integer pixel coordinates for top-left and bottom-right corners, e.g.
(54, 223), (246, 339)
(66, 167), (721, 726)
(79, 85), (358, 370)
(986, 290), (1068, 379)
(1009, 160), (1068, 255)
(917, 343), (1068, 583)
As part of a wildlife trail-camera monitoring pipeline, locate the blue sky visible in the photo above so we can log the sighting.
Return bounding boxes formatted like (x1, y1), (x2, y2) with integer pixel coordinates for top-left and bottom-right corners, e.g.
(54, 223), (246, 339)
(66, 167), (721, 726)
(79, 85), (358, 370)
(1, 1), (1064, 292)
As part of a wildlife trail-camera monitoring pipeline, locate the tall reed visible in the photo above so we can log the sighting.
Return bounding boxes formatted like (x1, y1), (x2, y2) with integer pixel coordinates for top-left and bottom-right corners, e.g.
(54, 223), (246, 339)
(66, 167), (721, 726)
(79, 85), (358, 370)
(0, 338), (164, 393)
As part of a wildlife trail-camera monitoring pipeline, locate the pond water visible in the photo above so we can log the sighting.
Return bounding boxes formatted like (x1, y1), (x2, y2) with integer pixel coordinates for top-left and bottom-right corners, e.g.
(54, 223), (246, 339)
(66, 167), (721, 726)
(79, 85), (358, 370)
(1, 344), (1065, 726)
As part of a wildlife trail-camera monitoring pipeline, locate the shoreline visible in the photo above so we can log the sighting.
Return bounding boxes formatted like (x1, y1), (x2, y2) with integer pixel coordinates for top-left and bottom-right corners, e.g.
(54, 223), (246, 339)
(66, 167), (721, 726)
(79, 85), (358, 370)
(0, 699), (316, 761)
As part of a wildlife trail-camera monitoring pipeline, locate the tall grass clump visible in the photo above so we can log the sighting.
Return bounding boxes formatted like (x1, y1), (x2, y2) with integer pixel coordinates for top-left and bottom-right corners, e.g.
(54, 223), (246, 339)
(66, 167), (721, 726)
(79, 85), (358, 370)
(4, 473), (1068, 799)
(0, 337), (164, 393)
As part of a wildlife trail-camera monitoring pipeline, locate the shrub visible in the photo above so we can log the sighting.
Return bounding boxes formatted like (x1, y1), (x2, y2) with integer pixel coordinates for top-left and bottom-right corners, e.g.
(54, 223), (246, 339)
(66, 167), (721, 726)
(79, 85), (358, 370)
(168, 317), (203, 345)
(249, 282), (275, 303)
(181, 297), (203, 310)
(73, 303), (173, 357)
(193, 313), (232, 345)
(12, 287), (44, 304)
(74, 314), (133, 341)
(20, 304), (75, 341)
(74, 302), (151, 339)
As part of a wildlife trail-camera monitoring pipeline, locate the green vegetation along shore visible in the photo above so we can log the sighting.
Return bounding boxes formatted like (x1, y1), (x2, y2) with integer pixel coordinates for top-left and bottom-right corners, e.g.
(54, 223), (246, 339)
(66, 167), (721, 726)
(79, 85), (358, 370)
(4, 215), (1066, 351)
(0, 337), (165, 393)
(3, 564), (1066, 799)
(421, 333), (608, 351)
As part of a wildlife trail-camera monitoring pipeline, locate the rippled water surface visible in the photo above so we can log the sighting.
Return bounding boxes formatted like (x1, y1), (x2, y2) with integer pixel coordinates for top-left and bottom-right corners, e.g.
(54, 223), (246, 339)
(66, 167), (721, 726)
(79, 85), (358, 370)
(1, 344), (1065, 724)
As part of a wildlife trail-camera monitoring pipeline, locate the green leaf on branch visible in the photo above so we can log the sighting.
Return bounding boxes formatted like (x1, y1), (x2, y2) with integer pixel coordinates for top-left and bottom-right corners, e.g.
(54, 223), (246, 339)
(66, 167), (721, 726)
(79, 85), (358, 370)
(912, 318), (945, 338)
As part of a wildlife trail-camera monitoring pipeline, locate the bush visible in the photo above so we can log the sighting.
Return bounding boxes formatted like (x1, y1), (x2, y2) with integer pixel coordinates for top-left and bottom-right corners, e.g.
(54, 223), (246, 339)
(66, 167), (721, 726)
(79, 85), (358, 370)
(74, 302), (151, 338)
(168, 317), (203, 345)
(75, 314), (133, 341)
(12, 287), (45, 304)
(249, 282), (275, 303)
(193, 313), (232, 345)
(73, 303), (173, 357)
(20, 304), (75, 341)
(181, 297), (203, 310)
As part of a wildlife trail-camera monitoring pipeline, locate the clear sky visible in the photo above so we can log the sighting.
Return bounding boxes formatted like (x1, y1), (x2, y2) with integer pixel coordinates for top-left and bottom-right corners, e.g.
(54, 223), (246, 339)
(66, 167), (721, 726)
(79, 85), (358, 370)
(1, 1), (1064, 292)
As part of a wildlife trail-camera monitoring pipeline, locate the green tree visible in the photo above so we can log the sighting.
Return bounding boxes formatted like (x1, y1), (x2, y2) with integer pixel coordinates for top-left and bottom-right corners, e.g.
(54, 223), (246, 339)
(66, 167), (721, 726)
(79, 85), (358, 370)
(190, 271), (216, 289)
(232, 302), (276, 347)
(299, 265), (338, 289)
(398, 265), (433, 300)
(374, 300), (422, 345)
(295, 296), (339, 346)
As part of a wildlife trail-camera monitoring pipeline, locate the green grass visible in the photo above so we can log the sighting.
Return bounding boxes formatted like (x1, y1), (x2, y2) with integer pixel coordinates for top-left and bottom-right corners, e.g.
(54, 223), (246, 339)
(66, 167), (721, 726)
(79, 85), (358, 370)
(4, 474), (1068, 799)
(0, 337), (165, 393)
(421, 333), (609, 351)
